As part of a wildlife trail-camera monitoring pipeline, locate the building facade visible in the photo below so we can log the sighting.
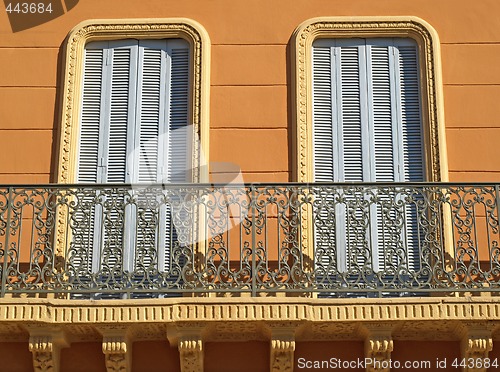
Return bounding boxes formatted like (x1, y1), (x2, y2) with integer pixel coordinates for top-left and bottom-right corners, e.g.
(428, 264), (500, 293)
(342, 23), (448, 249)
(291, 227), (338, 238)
(1, 0), (500, 371)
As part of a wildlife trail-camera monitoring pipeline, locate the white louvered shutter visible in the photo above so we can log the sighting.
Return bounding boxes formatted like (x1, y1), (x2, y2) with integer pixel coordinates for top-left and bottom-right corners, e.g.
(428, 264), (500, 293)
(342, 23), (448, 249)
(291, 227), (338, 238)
(77, 47), (103, 184)
(167, 42), (190, 183)
(312, 45), (336, 278)
(312, 38), (425, 277)
(127, 40), (191, 275)
(336, 41), (370, 273)
(312, 46), (334, 182)
(132, 40), (166, 274)
(76, 39), (191, 285)
(395, 39), (424, 272)
(337, 40), (366, 184)
(163, 40), (190, 275)
(76, 41), (138, 283)
(74, 45), (105, 276)
(102, 41), (137, 278)
(366, 41), (397, 272)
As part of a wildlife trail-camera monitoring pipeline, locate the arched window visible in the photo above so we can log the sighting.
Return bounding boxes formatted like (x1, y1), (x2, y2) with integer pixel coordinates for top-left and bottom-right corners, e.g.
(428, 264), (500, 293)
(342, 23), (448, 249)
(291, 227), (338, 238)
(56, 20), (210, 297)
(292, 17), (448, 279)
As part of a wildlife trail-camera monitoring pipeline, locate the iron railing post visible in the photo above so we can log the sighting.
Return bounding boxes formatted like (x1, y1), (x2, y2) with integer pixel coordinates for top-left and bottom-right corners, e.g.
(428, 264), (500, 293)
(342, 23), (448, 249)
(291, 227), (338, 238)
(1, 187), (13, 298)
(251, 185), (257, 297)
(495, 185), (500, 273)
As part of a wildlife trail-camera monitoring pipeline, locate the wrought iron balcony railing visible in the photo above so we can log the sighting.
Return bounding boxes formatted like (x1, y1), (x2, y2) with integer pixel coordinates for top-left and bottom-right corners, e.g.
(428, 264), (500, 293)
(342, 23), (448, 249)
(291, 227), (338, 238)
(0, 183), (499, 298)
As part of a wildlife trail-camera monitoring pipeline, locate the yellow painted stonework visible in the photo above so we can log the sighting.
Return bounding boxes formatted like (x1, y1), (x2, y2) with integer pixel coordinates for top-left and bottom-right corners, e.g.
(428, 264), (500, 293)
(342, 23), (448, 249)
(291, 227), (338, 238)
(0, 298), (499, 371)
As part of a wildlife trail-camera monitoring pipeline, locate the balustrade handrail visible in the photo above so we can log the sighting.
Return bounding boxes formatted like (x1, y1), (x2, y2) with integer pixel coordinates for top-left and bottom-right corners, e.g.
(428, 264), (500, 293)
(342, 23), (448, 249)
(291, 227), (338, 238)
(0, 183), (499, 298)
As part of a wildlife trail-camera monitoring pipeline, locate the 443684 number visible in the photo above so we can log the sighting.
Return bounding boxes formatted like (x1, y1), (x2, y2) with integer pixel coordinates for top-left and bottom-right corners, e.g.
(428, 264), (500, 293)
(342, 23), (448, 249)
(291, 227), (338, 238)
(5, 3), (53, 13)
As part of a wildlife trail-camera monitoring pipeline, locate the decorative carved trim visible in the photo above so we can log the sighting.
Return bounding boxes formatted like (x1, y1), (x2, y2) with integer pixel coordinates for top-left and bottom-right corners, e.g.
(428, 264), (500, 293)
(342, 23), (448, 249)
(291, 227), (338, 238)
(1, 299), (500, 348)
(360, 324), (394, 372)
(459, 323), (494, 372)
(102, 337), (130, 372)
(270, 339), (295, 372)
(28, 329), (69, 372)
(292, 16), (447, 184)
(179, 339), (204, 372)
(266, 322), (297, 372)
(170, 323), (205, 372)
(291, 16), (448, 253)
(99, 327), (132, 372)
(2, 298), (500, 325)
(55, 18), (211, 257)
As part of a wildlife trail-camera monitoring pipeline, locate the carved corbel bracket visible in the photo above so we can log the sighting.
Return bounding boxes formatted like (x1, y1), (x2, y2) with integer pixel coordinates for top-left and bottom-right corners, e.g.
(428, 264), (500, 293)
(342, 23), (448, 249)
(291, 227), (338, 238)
(270, 339), (295, 372)
(98, 326), (133, 372)
(179, 338), (204, 372)
(458, 322), (494, 372)
(359, 323), (394, 372)
(28, 328), (69, 372)
(169, 323), (205, 372)
(267, 322), (297, 372)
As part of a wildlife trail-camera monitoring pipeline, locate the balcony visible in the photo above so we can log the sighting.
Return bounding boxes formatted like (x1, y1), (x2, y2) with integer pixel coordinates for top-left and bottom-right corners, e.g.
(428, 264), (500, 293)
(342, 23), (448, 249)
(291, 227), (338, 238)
(0, 183), (499, 298)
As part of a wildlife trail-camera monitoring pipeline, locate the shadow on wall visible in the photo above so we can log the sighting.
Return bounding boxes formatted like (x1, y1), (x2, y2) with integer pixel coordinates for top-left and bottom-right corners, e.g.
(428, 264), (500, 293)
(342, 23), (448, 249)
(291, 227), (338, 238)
(3, 0), (79, 32)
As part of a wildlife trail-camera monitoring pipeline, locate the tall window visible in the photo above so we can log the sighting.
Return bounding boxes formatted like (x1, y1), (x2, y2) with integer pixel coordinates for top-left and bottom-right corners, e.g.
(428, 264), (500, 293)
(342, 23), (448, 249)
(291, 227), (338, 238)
(78, 39), (190, 185)
(72, 39), (191, 283)
(312, 38), (425, 274)
(312, 38), (424, 184)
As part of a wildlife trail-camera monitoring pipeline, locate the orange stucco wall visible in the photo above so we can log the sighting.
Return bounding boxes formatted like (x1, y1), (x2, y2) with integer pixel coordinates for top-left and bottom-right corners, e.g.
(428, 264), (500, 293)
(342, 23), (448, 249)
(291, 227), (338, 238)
(0, 340), (474, 371)
(0, 341), (34, 371)
(0, 2), (498, 368)
(204, 341), (269, 372)
(60, 342), (106, 372)
(0, 0), (499, 183)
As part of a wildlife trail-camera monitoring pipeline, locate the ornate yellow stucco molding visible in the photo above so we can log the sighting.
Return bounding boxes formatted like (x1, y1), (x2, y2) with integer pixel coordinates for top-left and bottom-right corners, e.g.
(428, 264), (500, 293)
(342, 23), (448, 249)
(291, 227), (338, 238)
(1, 298), (500, 340)
(268, 322), (297, 372)
(360, 323), (394, 372)
(53, 18), (211, 258)
(290, 16), (450, 258)
(458, 322), (494, 372)
(99, 327), (132, 372)
(28, 328), (69, 372)
(291, 16), (448, 183)
(2, 299), (500, 371)
(56, 18), (211, 185)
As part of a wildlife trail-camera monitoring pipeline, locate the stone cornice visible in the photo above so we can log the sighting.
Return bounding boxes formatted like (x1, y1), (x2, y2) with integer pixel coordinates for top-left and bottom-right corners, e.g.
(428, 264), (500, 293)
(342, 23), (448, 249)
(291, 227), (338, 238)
(3, 298), (494, 371)
(1, 297), (499, 323)
(0, 298), (498, 348)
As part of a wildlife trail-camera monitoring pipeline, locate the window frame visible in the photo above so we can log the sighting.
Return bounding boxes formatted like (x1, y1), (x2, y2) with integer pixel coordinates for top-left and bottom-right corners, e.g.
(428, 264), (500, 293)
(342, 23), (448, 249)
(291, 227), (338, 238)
(57, 18), (211, 185)
(292, 16), (448, 184)
(311, 37), (425, 183)
(291, 17), (450, 266)
(55, 19), (211, 258)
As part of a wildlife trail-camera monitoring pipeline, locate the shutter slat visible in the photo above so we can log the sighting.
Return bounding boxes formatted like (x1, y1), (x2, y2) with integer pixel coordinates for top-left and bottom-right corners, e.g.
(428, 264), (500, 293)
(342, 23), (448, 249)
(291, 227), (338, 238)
(312, 46), (334, 182)
(340, 46), (363, 182)
(78, 49), (103, 183)
(107, 48), (132, 183)
(137, 47), (162, 184)
(167, 47), (190, 183)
